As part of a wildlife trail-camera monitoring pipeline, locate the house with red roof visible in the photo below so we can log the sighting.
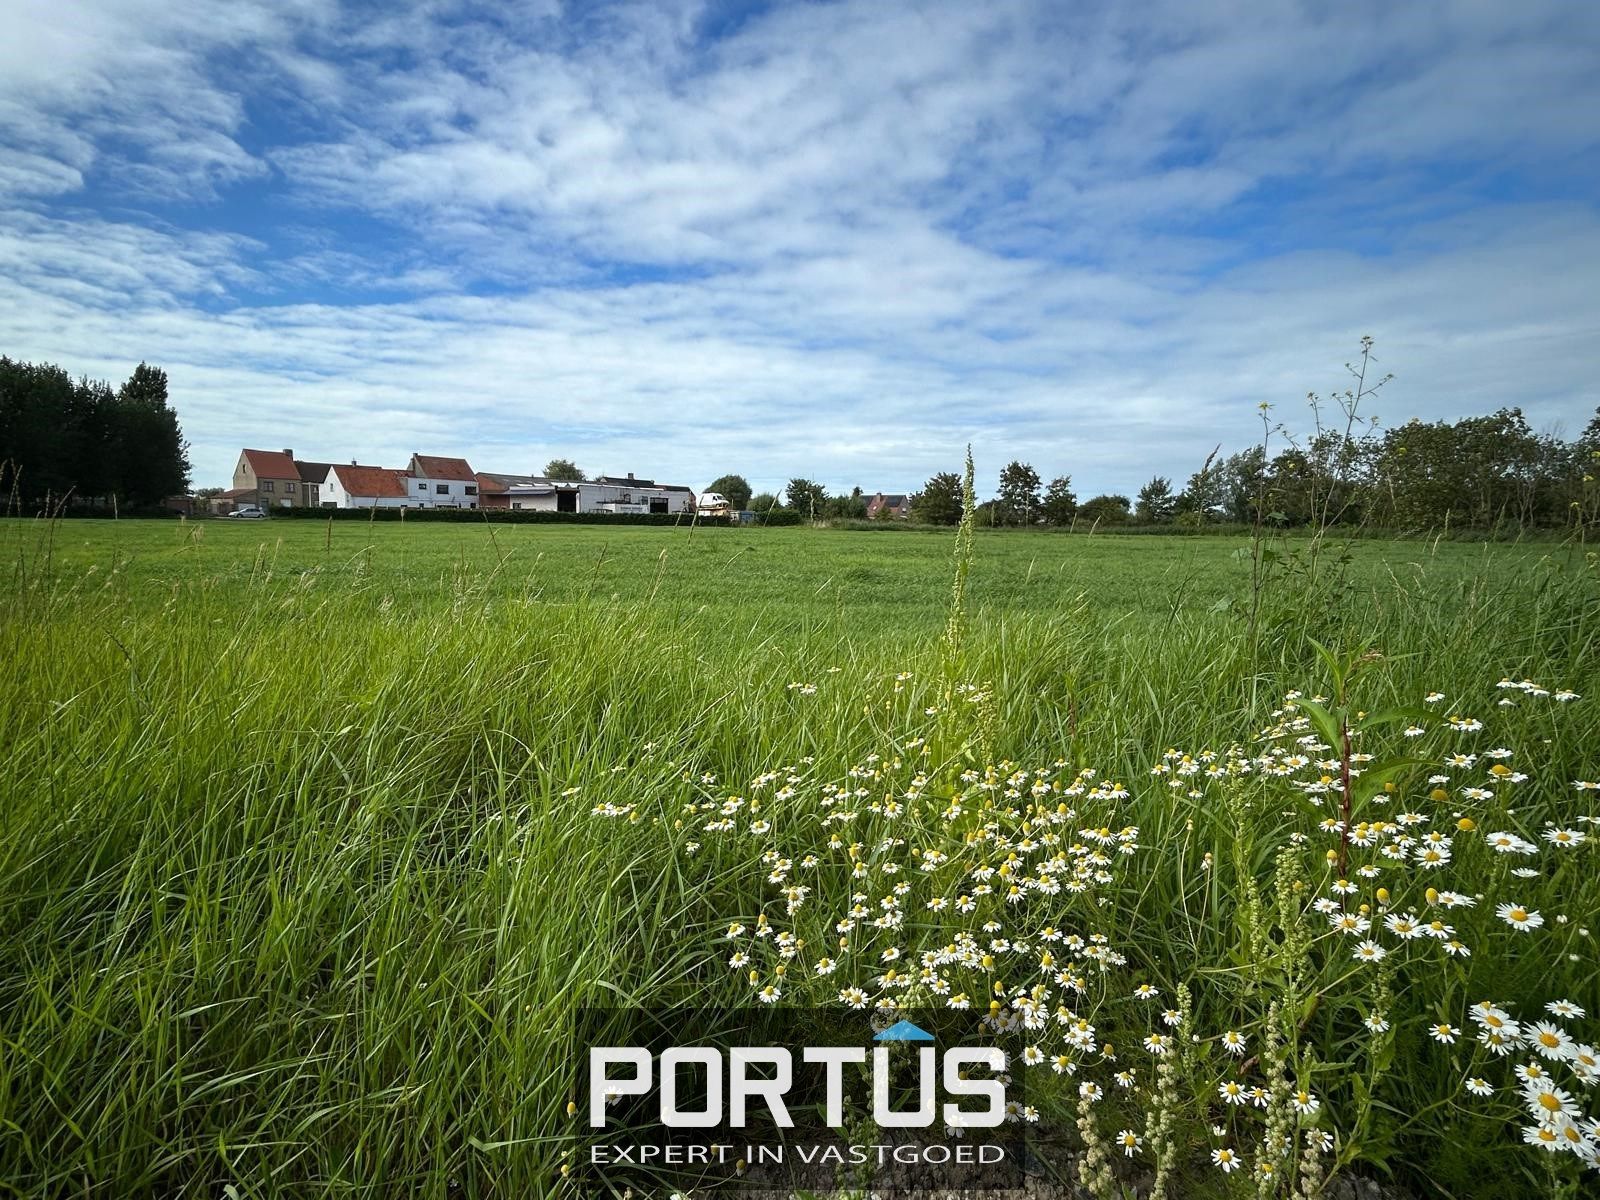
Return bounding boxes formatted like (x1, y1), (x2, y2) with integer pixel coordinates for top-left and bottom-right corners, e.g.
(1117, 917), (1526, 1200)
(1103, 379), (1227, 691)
(322, 463), (412, 509)
(405, 453), (478, 509)
(231, 448), (305, 509)
(229, 448), (338, 509)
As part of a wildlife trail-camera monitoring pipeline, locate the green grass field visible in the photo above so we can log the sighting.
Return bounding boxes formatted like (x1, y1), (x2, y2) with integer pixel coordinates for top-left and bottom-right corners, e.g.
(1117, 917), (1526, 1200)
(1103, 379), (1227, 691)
(2, 517), (1597, 1198)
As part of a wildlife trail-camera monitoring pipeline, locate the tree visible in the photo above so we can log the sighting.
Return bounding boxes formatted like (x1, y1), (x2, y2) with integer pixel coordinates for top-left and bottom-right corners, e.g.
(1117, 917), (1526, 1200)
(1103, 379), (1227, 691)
(705, 473), (752, 510)
(823, 488), (868, 519)
(1041, 476), (1077, 525)
(1078, 494), (1131, 526)
(1179, 458), (1227, 522)
(1135, 476), (1176, 523)
(994, 460), (1042, 525)
(909, 472), (963, 525)
(116, 362), (189, 504)
(749, 492), (779, 515)
(785, 477), (827, 518)
(0, 357), (189, 508)
(544, 458), (586, 481)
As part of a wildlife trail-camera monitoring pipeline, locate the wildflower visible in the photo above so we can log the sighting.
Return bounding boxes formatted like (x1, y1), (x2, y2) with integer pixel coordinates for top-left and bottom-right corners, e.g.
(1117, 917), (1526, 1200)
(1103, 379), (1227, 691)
(1219, 1080), (1249, 1106)
(1291, 1089), (1321, 1115)
(1429, 1023), (1460, 1044)
(1465, 1077), (1494, 1097)
(1388, 915), (1427, 947)
(1523, 1124), (1563, 1151)
(1116, 1129), (1141, 1157)
(1546, 999), (1586, 1019)
(1526, 1022), (1576, 1061)
(1496, 903), (1545, 932)
(1212, 1147), (1241, 1173)
(1353, 940), (1387, 963)
(1524, 1082), (1581, 1124)
(1133, 984), (1160, 1000)
(1078, 1081), (1101, 1102)
(1220, 1030), (1247, 1056)
(839, 987), (869, 1010)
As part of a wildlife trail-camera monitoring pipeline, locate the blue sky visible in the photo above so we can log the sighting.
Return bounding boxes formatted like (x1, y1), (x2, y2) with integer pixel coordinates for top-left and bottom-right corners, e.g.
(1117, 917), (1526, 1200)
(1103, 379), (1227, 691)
(2, 0), (1597, 497)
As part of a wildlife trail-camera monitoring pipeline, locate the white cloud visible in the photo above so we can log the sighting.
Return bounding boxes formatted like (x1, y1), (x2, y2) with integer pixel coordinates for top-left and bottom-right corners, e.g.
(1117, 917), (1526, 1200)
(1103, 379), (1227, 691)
(0, 0), (1596, 496)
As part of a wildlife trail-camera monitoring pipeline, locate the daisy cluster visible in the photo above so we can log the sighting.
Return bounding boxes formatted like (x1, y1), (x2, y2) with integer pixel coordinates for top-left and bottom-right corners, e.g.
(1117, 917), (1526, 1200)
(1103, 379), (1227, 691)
(1460, 999), (1599, 1164)
(611, 672), (1593, 1183)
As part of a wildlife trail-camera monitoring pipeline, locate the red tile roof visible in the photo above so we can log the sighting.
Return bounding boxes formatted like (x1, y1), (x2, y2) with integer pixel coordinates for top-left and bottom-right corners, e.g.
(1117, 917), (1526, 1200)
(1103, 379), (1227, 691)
(411, 454), (475, 479)
(242, 448), (298, 479)
(331, 464), (409, 498)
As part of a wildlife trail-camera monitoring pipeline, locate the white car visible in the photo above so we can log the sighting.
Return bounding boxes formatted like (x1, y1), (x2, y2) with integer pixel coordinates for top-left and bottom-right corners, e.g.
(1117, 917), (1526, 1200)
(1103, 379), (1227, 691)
(227, 505), (266, 519)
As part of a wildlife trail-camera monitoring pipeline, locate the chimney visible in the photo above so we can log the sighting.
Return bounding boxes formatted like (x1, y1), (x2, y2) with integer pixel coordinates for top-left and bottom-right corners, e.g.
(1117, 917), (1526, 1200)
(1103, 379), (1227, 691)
(627, 471), (634, 480)
(282, 448), (293, 458)
(351, 459), (357, 466)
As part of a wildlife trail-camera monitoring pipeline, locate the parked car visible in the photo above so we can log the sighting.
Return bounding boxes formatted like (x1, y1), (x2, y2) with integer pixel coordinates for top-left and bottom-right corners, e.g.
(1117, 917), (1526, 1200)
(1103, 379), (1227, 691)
(227, 505), (266, 519)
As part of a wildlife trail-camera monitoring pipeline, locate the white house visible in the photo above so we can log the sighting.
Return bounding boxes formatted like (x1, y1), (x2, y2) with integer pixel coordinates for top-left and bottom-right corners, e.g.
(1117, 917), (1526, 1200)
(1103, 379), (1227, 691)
(407, 454), (478, 509)
(323, 464), (412, 509)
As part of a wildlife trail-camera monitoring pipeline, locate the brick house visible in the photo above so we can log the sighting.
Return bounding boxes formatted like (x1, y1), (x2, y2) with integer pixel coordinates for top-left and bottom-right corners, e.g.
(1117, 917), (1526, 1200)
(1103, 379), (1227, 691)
(231, 448), (307, 509)
(866, 492), (910, 519)
(229, 448), (337, 509)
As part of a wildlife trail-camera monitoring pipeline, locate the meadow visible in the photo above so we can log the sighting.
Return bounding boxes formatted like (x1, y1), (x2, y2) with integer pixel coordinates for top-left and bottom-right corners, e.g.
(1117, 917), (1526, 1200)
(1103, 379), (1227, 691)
(0, 515), (1596, 1198)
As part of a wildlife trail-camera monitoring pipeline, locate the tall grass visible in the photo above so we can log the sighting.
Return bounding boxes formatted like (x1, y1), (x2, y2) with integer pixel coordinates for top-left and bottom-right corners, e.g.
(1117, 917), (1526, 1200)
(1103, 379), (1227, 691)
(0, 519), (1596, 1197)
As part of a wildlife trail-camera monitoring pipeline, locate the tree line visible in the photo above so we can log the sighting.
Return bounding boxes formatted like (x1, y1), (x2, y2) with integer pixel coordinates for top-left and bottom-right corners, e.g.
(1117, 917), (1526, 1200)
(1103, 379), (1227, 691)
(1, 357), (191, 509)
(705, 407), (1600, 533)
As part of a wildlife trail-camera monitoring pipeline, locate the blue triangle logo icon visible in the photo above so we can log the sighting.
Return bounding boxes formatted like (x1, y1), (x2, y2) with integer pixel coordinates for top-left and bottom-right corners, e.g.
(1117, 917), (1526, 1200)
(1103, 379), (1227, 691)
(874, 1019), (935, 1042)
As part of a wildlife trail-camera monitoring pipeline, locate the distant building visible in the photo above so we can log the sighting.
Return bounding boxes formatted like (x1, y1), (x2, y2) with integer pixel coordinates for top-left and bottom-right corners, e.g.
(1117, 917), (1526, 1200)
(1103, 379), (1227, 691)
(323, 464), (411, 509)
(867, 492), (910, 519)
(476, 470), (694, 514)
(406, 454), (478, 509)
(230, 448), (335, 509)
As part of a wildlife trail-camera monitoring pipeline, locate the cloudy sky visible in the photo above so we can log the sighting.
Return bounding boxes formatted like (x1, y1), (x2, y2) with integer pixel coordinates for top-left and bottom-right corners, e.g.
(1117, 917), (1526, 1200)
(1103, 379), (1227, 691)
(2, 0), (1597, 497)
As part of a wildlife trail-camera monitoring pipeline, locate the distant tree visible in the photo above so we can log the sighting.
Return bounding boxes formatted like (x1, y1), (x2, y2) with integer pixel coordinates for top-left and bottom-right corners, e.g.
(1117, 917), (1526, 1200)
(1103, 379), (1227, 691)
(1040, 475), (1077, 525)
(1214, 447), (1267, 524)
(909, 472), (964, 525)
(823, 489), (868, 520)
(116, 362), (189, 503)
(0, 357), (188, 507)
(994, 460), (1042, 525)
(544, 458), (586, 481)
(1179, 455), (1227, 522)
(1079, 494), (1131, 526)
(1135, 476), (1176, 523)
(749, 492), (779, 515)
(705, 473), (752, 510)
(785, 477), (827, 518)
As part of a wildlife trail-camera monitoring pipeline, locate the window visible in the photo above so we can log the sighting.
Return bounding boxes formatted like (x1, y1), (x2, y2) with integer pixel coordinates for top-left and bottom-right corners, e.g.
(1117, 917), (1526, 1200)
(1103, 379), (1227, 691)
(436, 484), (450, 495)
(261, 480), (274, 493)
(286, 481), (297, 494)
(465, 485), (477, 496)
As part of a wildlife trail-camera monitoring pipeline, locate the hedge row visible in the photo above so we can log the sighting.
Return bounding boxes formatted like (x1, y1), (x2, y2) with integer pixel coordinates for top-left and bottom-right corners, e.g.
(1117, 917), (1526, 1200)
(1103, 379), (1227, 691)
(260, 506), (744, 526)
